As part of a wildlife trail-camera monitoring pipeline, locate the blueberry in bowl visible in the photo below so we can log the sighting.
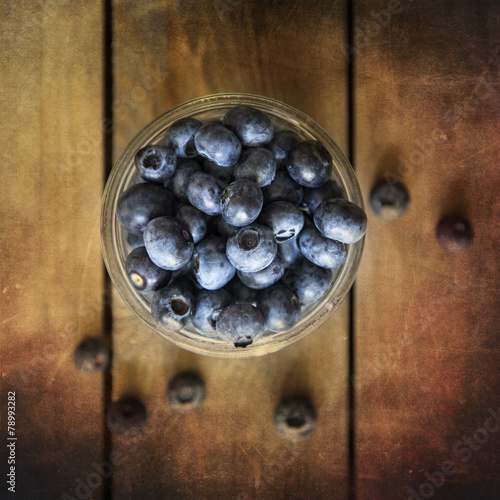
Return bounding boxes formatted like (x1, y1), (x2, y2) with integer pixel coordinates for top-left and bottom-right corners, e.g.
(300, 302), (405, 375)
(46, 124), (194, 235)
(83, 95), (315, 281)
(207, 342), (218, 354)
(101, 94), (365, 358)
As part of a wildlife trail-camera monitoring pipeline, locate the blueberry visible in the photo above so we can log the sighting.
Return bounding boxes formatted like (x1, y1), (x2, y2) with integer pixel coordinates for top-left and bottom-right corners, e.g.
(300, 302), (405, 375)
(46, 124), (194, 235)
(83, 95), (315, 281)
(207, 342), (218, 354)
(175, 204), (208, 244)
(193, 288), (233, 336)
(223, 105), (274, 147)
(266, 129), (301, 163)
(117, 183), (174, 233)
(233, 147), (277, 187)
(224, 277), (259, 305)
(215, 215), (237, 238)
(284, 260), (332, 306)
(194, 123), (242, 167)
(166, 159), (201, 202)
(73, 338), (110, 372)
(151, 278), (196, 331)
(370, 178), (409, 220)
(192, 236), (236, 290)
(278, 237), (303, 268)
(186, 172), (225, 216)
(164, 117), (202, 158)
(237, 253), (284, 290)
(302, 180), (345, 214)
(216, 303), (265, 348)
(168, 372), (206, 412)
(274, 396), (317, 442)
(221, 179), (263, 227)
(286, 140), (332, 187)
(203, 158), (235, 185)
(436, 214), (473, 253)
(143, 216), (194, 271)
(257, 284), (301, 332)
(260, 201), (305, 243)
(107, 397), (147, 437)
(299, 226), (347, 269)
(314, 198), (367, 244)
(226, 224), (278, 273)
(134, 144), (176, 183)
(125, 246), (171, 292)
(262, 170), (303, 206)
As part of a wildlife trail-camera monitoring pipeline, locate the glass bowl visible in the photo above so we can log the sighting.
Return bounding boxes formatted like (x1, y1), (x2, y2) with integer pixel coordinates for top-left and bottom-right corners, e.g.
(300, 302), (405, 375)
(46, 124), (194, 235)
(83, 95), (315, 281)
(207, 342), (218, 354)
(101, 93), (364, 358)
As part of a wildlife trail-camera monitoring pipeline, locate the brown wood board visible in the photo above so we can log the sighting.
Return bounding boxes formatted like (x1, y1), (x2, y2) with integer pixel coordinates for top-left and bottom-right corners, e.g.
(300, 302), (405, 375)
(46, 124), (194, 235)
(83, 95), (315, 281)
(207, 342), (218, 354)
(352, 0), (500, 498)
(0, 1), (107, 499)
(1, 0), (500, 498)
(110, 0), (350, 498)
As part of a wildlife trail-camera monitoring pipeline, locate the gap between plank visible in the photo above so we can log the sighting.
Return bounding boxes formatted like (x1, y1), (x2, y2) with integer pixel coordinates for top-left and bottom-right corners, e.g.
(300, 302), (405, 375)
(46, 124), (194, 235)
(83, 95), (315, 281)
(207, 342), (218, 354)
(103, 0), (114, 498)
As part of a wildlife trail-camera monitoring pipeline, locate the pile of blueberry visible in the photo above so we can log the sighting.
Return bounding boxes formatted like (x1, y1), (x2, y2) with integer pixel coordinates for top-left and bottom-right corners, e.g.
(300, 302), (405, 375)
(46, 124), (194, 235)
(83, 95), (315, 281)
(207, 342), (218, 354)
(116, 105), (367, 348)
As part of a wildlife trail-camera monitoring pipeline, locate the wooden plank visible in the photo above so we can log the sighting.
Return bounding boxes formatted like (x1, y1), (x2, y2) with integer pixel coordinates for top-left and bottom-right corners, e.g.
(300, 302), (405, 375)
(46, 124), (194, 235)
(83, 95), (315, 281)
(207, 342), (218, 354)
(0, 2), (106, 498)
(353, 0), (500, 498)
(111, 0), (350, 498)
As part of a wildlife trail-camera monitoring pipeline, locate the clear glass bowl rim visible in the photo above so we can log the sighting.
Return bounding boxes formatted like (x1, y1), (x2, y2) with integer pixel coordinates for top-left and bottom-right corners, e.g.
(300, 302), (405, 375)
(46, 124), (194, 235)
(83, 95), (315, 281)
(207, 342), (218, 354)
(101, 93), (364, 358)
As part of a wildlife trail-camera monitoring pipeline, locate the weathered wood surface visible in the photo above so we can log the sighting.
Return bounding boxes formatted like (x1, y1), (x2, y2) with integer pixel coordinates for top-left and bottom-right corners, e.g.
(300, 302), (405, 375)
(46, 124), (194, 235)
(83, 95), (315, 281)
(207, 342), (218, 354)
(353, 0), (500, 498)
(2, 0), (500, 499)
(0, 1), (106, 499)
(110, 0), (350, 498)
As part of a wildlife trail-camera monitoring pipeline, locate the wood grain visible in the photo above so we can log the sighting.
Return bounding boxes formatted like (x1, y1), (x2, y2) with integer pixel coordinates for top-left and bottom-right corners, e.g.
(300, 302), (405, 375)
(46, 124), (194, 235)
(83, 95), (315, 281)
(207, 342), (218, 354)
(352, 0), (500, 498)
(0, 2), (106, 498)
(111, 0), (350, 498)
(3, 1), (499, 498)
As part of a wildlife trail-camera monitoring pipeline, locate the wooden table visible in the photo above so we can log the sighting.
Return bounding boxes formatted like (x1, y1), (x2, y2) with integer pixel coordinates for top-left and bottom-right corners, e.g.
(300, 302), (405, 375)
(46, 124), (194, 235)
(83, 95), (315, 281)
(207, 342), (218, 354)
(1, 1), (499, 498)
